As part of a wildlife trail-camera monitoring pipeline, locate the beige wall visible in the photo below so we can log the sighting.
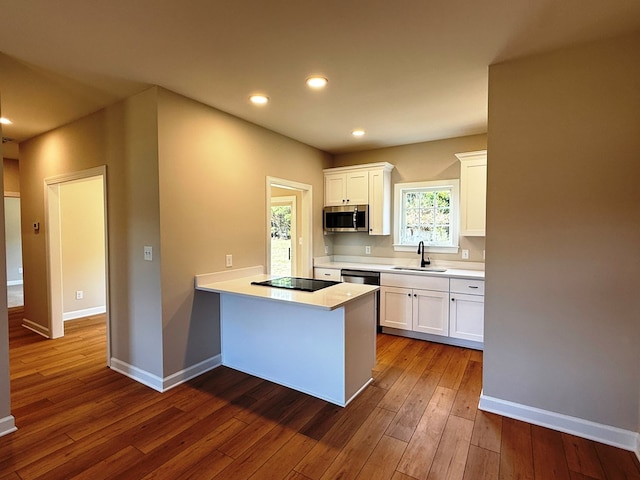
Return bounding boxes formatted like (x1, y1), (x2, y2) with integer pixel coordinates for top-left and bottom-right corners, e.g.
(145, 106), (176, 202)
(331, 134), (487, 262)
(156, 88), (332, 377)
(19, 87), (164, 377)
(484, 32), (640, 433)
(3, 158), (20, 194)
(60, 177), (105, 315)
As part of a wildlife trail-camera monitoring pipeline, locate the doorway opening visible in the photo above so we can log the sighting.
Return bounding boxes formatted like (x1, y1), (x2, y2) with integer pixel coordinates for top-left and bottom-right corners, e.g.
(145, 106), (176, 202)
(45, 166), (110, 363)
(266, 177), (313, 278)
(4, 195), (23, 309)
(270, 195), (297, 276)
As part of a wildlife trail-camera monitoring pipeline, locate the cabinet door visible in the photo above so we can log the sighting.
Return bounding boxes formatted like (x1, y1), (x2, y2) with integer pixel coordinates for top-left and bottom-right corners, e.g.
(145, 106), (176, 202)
(368, 169), (390, 235)
(412, 289), (449, 336)
(450, 293), (484, 342)
(345, 171), (369, 204)
(325, 173), (347, 206)
(458, 152), (487, 236)
(379, 286), (412, 330)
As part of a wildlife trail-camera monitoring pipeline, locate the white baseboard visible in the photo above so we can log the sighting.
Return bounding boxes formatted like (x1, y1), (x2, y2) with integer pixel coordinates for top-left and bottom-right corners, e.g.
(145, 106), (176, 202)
(0, 415), (17, 437)
(162, 354), (222, 391)
(21, 318), (50, 338)
(110, 354), (222, 393)
(63, 306), (106, 321)
(109, 358), (164, 392)
(479, 392), (640, 458)
(7, 280), (23, 286)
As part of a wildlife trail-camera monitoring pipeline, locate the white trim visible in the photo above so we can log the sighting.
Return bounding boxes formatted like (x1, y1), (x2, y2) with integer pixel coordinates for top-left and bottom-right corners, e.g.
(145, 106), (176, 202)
(266, 177), (313, 278)
(479, 392), (640, 455)
(109, 358), (164, 392)
(162, 355), (222, 391)
(0, 415), (17, 437)
(21, 318), (50, 338)
(6, 280), (23, 286)
(110, 355), (222, 393)
(393, 179), (460, 252)
(63, 306), (107, 321)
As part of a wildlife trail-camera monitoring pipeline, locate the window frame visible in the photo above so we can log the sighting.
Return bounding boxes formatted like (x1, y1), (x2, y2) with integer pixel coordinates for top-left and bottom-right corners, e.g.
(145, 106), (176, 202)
(393, 179), (460, 253)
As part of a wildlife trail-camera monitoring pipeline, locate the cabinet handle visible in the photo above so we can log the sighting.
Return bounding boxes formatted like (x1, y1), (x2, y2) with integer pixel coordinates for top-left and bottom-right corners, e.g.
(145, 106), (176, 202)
(413, 294), (417, 297)
(468, 285), (479, 289)
(407, 294), (411, 297)
(324, 273), (330, 276)
(451, 298), (455, 302)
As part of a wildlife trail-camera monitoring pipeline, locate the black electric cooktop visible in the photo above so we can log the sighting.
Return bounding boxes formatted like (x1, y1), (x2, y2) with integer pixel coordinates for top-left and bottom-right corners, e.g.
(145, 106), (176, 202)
(251, 276), (340, 292)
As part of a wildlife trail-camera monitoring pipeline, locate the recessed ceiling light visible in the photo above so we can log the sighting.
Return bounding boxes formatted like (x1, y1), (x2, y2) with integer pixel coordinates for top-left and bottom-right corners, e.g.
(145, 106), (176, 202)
(249, 94), (270, 105)
(306, 76), (328, 89)
(0, 117), (12, 125)
(351, 129), (365, 137)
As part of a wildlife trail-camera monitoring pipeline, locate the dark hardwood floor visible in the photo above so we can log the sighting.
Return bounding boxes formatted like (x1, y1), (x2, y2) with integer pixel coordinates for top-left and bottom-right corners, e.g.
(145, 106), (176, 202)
(2, 309), (639, 479)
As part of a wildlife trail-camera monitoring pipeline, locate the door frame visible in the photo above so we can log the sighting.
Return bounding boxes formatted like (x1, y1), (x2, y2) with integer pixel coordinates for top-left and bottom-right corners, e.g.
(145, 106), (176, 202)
(265, 177), (313, 277)
(44, 166), (110, 364)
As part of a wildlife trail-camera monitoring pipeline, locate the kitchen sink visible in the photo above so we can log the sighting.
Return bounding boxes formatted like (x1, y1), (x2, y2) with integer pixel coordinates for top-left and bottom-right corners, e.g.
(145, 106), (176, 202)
(391, 266), (447, 273)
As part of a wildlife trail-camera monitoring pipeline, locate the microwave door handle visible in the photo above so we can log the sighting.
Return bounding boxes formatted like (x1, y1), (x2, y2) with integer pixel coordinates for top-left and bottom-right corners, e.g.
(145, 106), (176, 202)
(353, 209), (357, 230)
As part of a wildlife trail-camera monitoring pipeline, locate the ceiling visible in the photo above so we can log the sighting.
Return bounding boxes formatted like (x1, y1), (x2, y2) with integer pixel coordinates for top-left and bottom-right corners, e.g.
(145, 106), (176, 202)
(1, 0), (639, 155)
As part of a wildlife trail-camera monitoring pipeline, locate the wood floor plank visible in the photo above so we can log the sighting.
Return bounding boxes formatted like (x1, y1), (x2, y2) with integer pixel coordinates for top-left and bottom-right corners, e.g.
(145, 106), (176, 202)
(396, 386), (457, 480)
(531, 425), (571, 480)
(248, 433), (317, 480)
(561, 433), (606, 479)
(355, 434), (407, 480)
(319, 407), (396, 480)
(3, 314), (638, 480)
(463, 445), (500, 480)
(426, 414), (474, 480)
(293, 385), (387, 479)
(471, 410), (502, 453)
(384, 368), (442, 442)
(450, 359), (483, 421)
(499, 417), (534, 480)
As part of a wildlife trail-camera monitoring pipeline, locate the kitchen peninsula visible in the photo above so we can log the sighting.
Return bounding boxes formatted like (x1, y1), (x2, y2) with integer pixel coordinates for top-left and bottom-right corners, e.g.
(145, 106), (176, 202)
(195, 267), (379, 406)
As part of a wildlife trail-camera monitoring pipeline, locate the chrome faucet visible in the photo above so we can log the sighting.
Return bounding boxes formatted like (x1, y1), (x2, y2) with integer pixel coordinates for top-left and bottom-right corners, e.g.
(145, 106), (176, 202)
(417, 241), (430, 267)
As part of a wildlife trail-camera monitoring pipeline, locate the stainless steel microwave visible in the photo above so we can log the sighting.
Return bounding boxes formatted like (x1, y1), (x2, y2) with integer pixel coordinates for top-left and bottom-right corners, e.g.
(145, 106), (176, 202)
(323, 205), (369, 232)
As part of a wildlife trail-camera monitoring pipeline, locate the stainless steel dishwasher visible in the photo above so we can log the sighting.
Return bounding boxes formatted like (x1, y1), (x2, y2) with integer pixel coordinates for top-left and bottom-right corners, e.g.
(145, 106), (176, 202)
(340, 269), (381, 331)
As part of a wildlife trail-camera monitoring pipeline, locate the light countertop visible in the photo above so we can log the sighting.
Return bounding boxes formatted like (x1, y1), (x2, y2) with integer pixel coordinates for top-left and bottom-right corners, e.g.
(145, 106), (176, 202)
(196, 274), (379, 311)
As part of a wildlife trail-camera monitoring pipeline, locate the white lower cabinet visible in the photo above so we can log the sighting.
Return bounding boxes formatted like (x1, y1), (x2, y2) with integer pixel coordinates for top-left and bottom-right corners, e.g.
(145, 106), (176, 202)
(380, 272), (484, 348)
(449, 278), (484, 342)
(380, 273), (449, 336)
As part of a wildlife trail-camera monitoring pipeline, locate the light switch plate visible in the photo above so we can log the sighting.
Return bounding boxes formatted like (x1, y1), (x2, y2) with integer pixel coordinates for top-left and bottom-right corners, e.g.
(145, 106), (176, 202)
(144, 246), (153, 261)
(226, 254), (233, 267)
(462, 249), (469, 259)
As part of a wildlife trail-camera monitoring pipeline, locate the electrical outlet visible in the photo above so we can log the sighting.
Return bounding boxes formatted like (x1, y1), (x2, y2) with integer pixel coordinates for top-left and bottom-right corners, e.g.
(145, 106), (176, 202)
(18, 267), (23, 274)
(462, 249), (469, 259)
(76, 290), (83, 300)
(324, 245), (329, 254)
(365, 246), (371, 255)
(483, 250), (486, 260)
(144, 246), (153, 261)
(225, 254), (233, 267)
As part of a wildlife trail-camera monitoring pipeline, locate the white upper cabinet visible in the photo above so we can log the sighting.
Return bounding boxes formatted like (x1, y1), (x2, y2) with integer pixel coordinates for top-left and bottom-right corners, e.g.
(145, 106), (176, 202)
(456, 150), (487, 236)
(324, 163), (394, 235)
(324, 171), (369, 206)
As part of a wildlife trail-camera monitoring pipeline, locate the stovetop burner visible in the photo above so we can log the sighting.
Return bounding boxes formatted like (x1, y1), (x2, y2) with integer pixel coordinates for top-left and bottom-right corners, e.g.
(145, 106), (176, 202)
(251, 276), (340, 292)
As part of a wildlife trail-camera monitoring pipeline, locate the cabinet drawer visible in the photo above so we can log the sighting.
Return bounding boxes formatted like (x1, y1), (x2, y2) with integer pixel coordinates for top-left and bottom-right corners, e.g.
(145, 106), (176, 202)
(450, 278), (484, 295)
(314, 268), (341, 281)
(380, 273), (449, 292)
